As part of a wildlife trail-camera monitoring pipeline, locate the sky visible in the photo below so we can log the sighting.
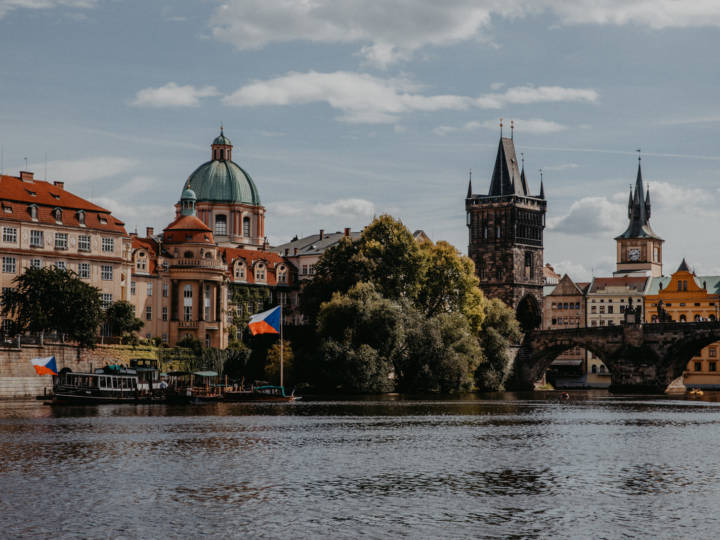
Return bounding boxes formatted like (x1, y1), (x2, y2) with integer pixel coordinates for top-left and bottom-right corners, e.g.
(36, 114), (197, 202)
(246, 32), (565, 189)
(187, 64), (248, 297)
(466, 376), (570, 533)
(1, 0), (720, 281)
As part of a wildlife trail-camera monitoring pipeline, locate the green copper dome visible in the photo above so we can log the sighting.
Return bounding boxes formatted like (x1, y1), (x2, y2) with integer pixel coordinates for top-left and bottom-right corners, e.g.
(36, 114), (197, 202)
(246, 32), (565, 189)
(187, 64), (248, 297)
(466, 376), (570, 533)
(185, 160), (261, 205)
(181, 187), (197, 200)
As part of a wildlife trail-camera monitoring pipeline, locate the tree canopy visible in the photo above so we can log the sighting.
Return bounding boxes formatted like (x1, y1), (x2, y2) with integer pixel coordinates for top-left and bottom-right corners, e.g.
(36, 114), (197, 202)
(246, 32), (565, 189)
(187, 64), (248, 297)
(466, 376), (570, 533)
(105, 300), (143, 337)
(1, 266), (104, 348)
(304, 215), (522, 393)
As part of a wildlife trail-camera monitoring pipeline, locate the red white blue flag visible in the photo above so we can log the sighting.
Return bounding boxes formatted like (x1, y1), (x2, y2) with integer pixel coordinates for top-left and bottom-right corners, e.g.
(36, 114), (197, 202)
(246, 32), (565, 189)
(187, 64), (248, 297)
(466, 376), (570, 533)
(248, 306), (281, 336)
(31, 356), (58, 376)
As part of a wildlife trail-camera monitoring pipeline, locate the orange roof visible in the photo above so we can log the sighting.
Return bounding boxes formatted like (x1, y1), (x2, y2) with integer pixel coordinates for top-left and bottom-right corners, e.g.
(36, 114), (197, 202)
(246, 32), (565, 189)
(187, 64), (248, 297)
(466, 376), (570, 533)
(221, 247), (291, 286)
(0, 175), (126, 233)
(131, 236), (159, 274)
(165, 215), (212, 232)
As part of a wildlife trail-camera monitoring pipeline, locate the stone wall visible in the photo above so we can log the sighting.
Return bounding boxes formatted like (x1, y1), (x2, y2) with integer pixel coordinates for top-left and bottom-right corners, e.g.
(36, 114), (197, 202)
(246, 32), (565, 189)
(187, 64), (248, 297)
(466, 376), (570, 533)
(0, 343), (159, 399)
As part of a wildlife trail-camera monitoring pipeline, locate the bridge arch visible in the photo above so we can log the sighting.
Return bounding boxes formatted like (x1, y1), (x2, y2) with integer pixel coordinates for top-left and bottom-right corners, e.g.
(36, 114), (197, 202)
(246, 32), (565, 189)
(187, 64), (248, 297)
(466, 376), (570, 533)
(663, 325), (720, 382)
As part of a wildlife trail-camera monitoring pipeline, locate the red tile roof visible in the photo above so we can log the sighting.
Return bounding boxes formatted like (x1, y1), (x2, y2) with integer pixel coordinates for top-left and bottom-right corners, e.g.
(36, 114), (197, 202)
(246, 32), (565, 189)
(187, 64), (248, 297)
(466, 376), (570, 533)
(131, 236), (159, 274)
(222, 247), (291, 286)
(165, 215), (212, 232)
(0, 174), (126, 233)
(590, 276), (648, 293)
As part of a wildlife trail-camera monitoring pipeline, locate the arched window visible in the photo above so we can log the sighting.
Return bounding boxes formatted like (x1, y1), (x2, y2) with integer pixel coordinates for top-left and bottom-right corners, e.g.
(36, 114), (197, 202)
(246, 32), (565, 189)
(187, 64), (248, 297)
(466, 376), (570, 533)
(710, 314), (717, 321)
(695, 314), (703, 322)
(591, 365), (597, 374)
(243, 217), (250, 237)
(599, 365), (606, 373)
(680, 314), (687, 322)
(255, 262), (266, 282)
(215, 215), (227, 236)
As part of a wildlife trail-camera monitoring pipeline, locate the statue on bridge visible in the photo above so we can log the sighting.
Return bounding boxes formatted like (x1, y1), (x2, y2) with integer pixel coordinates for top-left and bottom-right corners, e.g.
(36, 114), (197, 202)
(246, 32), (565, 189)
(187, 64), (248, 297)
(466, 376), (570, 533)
(656, 299), (672, 323)
(624, 297), (642, 325)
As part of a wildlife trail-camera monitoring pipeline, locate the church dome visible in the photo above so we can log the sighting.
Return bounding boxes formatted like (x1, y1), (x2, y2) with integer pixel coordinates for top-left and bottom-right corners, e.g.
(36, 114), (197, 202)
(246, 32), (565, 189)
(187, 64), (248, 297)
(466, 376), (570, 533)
(185, 129), (261, 205)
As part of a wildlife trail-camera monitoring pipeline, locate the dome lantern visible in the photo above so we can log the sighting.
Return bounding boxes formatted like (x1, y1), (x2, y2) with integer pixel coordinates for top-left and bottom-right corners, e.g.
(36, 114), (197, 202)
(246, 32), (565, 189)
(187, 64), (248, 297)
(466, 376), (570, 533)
(180, 186), (197, 216)
(211, 124), (232, 161)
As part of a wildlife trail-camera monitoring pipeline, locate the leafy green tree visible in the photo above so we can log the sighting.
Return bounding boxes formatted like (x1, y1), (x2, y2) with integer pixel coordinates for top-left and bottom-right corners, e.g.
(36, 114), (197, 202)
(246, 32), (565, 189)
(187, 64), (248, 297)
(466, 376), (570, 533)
(1, 266), (104, 348)
(474, 299), (522, 391)
(105, 300), (143, 337)
(316, 282), (402, 392)
(264, 339), (294, 386)
(223, 342), (251, 381)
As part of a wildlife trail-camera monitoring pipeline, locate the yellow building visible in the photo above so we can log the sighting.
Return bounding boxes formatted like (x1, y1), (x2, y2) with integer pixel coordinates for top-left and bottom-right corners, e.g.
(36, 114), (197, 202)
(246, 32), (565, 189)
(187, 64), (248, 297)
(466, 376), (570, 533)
(0, 171), (131, 335)
(645, 260), (720, 388)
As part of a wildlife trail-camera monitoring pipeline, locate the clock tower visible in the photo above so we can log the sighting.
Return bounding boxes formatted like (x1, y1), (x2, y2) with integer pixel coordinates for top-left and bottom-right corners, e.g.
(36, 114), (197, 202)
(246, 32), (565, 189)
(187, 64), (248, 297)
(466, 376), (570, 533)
(614, 158), (663, 277)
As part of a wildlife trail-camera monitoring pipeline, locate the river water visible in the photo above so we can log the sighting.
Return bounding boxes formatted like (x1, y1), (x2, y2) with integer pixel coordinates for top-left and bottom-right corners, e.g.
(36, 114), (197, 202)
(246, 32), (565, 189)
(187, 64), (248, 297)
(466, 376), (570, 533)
(2, 391), (720, 539)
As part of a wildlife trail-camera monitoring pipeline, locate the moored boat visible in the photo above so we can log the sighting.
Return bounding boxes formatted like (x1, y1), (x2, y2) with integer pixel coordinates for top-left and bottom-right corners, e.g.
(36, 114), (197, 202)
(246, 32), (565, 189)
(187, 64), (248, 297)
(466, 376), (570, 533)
(224, 384), (299, 402)
(50, 365), (146, 404)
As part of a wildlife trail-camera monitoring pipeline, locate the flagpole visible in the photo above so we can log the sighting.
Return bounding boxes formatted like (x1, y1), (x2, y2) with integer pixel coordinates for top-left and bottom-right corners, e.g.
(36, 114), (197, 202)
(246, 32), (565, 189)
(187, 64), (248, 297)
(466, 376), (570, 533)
(280, 293), (284, 389)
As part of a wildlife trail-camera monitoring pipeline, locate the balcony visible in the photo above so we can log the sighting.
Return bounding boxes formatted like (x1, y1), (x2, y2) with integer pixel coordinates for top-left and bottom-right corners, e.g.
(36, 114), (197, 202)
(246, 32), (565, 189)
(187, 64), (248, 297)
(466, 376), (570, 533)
(170, 258), (226, 270)
(178, 320), (199, 329)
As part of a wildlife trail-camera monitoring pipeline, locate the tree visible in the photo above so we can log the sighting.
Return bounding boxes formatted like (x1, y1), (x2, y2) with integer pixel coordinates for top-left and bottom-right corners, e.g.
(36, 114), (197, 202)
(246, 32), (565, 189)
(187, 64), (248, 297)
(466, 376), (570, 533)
(474, 299), (522, 391)
(1, 266), (104, 348)
(301, 215), (422, 321)
(264, 339), (294, 386)
(316, 282), (402, 392)
(105, 301), (143, 337)
(223, 342), (251, 381)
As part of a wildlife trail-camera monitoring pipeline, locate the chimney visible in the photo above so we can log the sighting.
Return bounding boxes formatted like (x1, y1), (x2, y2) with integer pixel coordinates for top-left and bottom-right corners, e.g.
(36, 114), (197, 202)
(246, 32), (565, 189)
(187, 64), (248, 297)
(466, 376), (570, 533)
(146, 227), (154, 237)
(53, 181), (64, 190)
(319, 229), (324, 240)
(344, 227), (350, 237)
(20, 171), (34, 182)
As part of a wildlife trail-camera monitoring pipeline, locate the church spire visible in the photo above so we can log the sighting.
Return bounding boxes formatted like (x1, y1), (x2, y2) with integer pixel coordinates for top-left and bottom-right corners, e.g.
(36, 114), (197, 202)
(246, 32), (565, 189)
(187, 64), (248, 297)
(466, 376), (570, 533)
(488, 136), (526, 197)
(466, 169), (472, 198)
(615, 155), (661, 241)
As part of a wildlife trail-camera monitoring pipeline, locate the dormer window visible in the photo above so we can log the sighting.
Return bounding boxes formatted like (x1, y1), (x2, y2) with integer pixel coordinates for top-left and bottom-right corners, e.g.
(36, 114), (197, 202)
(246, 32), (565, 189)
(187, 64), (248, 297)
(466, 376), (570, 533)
(277, 264), (287, 284)
(98, 215), (108, 224)
(51, 193), (60, 200)
(53, 207), (63, 224)
(28, 204), (38, 221)
(254, 262), (266, 282)
(25, 189), (37, 197)
(3, 204), (12, 214)
(234, 261), (246, 281)
(77, 209), (85, 226)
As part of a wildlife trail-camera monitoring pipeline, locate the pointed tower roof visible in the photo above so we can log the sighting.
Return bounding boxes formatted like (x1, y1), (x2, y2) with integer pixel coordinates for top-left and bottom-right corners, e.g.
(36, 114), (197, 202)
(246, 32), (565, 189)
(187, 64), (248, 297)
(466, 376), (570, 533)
(615, 160), (662, 240)
(539, 179), (545, 199)
(466, 169), (472, 198)
(677, 258), (690, 272)
(488, 137), (527, 197)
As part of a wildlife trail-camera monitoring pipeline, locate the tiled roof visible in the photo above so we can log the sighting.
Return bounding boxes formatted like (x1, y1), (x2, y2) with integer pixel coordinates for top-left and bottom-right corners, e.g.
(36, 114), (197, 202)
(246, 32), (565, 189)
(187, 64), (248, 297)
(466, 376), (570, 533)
(589, 276), (648, 293)
(222, 247), (291, 286)
(164, 215), (212, 232)
(273, 230), (361, 256)
(131, 236), (159, 274)
(0, 174), (126, 233)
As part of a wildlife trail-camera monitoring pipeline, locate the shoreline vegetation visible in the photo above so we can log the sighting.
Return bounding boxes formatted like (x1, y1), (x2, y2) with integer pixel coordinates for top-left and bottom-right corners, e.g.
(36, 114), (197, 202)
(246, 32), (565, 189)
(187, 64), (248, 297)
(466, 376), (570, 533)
(1, 215), (522, 395)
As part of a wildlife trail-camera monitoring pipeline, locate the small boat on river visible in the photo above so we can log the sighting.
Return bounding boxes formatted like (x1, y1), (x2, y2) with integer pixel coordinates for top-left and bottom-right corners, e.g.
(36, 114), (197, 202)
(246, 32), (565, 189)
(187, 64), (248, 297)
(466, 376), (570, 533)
(224, 384), (299, 402)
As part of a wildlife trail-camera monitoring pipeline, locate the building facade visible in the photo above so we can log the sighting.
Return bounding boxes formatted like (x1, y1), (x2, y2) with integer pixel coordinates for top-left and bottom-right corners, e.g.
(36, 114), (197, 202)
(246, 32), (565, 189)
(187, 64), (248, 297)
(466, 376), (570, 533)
(645, 260), (720, 388)
(466, 135), (546, 329)
(0, 171), (131, 333)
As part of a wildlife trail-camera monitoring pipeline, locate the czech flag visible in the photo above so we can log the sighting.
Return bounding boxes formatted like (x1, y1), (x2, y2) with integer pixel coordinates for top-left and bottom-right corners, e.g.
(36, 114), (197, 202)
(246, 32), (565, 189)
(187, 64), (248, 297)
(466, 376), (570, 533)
(248, 306), (281, 336)
(31, 356), (58, 376)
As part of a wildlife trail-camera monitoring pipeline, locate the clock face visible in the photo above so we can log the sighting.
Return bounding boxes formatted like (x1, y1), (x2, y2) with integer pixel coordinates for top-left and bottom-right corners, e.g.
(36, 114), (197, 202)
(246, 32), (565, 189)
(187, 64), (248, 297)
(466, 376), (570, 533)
(628, 248), (641, 262)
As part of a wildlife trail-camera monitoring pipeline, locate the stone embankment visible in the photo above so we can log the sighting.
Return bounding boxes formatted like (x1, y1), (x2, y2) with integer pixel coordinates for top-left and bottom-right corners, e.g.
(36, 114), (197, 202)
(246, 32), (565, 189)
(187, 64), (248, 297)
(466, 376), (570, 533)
(0, 343), (158, 399)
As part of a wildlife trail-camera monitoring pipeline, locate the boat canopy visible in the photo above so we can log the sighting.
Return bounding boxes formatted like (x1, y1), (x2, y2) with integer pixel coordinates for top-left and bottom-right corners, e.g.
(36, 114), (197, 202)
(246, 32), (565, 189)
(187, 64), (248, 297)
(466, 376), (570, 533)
(193, 371), (218, 377)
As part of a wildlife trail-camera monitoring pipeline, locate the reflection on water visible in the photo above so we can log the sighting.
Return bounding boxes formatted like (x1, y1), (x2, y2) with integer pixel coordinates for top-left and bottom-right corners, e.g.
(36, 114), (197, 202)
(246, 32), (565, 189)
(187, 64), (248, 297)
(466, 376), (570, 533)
(2, 392), (720, 538)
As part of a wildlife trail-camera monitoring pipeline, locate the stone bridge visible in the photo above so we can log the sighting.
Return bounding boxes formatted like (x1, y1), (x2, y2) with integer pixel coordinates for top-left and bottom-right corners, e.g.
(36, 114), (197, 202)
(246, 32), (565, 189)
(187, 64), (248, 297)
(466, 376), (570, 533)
(507, 321), (720, 393)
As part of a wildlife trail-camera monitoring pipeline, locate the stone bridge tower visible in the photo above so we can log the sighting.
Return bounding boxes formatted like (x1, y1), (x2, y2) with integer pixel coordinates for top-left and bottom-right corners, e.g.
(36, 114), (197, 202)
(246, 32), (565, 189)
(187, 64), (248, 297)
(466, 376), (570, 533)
(466, 132), (546, 331)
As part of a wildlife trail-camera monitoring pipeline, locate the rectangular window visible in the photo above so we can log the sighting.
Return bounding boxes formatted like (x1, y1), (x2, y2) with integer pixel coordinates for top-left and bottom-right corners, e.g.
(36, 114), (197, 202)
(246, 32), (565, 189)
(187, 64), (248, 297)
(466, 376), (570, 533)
(161, 333), (168, 344)
(30, 230), (43, 247)
(147, 282), (152, 296)
(55, 233), (68, 250)
(184, 305), (192, 321)
(694, 362), (702, 372)
(2, 227), (17, 243)
(55, 261), (66, 270)
(101, 293), (112, 309)
(710, 348), (717, 358)
(101, 265), (113, 280)
(78, 235), (91, 252)
(162, 307), (168, 321)
(102, 238), (114, 252)
(710, 362), (717, 372)
(162, 282), (168, 297)
(608, 306), (614, 314)
(30, 258), (42, 269)
(130, 281), (136, 295)
(302, 265), (308, 275)
(2, 257), (16, 273)
(78, 263), (90, 279)
(145, 306), (152, 321)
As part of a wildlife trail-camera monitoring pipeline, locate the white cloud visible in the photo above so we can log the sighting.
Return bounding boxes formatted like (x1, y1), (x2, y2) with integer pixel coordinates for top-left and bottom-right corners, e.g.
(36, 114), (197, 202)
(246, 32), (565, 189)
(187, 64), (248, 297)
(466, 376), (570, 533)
(93, 197), (174, 232)
(434, 117), (568, 136)
(131, 83), (220, 108)
(543, 163), (580, 171)
(224, 71), (596, 124)
(268, 198), (375, 219)
(210, 1), (720, 67)
(0, 0), (95, 19)
(548, 196), (625, 236)
(30, 156), (137, 184)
